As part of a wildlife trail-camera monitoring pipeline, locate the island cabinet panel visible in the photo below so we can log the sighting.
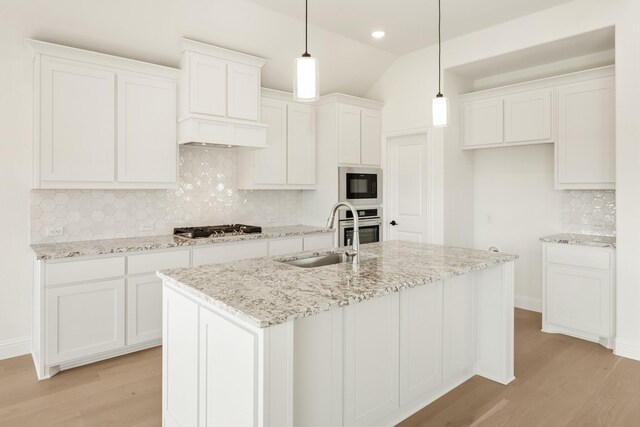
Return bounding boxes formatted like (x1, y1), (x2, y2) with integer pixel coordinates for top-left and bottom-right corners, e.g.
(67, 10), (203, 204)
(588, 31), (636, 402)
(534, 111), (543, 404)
(46, 279), (125, 364)
(343, 293), (400, 427)
(293, 309), (343, 427)
(163, 286), (199, 427)
(399, 283), (443, 405)
(443, 274), (476, 381)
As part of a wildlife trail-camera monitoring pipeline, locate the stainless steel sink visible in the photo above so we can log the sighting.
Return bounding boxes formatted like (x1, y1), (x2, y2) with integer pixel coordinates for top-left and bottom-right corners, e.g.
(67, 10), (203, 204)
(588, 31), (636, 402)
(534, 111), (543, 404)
(279, 252), (352, 268)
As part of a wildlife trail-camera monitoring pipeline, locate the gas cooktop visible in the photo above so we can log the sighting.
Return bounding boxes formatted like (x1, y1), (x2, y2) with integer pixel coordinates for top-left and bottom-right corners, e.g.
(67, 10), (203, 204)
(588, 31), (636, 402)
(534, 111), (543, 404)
(173, 224), (262, 239)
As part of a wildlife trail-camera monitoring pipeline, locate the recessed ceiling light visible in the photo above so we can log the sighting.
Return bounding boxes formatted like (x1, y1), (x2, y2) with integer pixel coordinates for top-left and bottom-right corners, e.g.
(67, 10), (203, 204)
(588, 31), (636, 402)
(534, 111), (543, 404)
(371, 30), (386, 39)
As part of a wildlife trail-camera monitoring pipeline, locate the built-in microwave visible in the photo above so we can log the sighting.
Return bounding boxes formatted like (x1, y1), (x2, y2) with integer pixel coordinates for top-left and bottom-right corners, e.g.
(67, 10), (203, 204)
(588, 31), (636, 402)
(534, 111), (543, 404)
(338, 167), (382, 206)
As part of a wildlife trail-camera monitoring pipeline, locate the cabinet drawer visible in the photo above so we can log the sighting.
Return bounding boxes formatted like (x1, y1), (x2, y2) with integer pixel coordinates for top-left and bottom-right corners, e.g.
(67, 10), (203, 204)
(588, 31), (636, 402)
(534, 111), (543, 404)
(303, 234), (335, 251)
(46, 256), (125, 286)
(269, 238), (303, 256)
(546, 244), (610, 270)
(128, 249), (190, 275)
(192, 240), (268, 266)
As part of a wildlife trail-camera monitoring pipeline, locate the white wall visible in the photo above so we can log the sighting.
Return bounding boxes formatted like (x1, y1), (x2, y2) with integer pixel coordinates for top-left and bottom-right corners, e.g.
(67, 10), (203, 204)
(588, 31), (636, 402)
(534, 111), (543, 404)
(369, 0), (640, 360)
(474, 144), (562, 309)
(0, 0), (396, 358)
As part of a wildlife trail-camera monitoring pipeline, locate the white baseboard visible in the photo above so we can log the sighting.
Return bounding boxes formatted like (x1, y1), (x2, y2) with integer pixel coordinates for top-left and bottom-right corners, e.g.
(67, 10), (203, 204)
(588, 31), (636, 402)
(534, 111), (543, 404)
(0, 336), (30, 360)
(514, 295), (542, 313)
(615, 337), (640, 362)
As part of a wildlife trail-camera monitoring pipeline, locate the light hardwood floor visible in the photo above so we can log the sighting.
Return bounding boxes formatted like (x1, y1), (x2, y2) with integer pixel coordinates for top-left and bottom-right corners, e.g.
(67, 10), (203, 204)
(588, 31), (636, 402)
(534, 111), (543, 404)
(1, 309), (640, 426)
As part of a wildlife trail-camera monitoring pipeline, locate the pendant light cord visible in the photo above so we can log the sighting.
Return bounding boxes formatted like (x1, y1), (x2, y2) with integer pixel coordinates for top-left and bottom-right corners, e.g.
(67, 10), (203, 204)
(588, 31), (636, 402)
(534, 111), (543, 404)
(437, 0), (442, 96)
(304, 0), (309, 56)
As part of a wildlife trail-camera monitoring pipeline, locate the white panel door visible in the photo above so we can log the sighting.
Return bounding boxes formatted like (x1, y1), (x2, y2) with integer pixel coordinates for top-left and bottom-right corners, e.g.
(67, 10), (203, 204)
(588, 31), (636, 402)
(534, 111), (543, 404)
(253, 98), (287, 184)
(46, 279), (125, 364)
(287, 102), (316, 185)
(39, 57), (115, 183)
(399, 283), (443, 405)
(199, 307), (258, 427)
(360, 108), (381, 166)
(556, 77), (615, 188)
(344, 293), (399, 427)
(504, 89), (552, 144)
(387, 132), (429, 242)
(463, 98), (504, 147)
(117, 73), (177, 184)
(338, 104), (361, 164)
(189, 53), (226, 117)
(443, 274), (475, 381)
(227, 62), (260, 121)
(127, 274), (163, 345)
(546, 264), (610, 336)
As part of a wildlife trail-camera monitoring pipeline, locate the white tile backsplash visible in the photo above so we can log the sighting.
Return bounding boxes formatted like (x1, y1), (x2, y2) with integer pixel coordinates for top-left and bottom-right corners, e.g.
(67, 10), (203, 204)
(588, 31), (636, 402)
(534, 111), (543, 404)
(31, 147), (302, 243)
(562, 190), (616, 236)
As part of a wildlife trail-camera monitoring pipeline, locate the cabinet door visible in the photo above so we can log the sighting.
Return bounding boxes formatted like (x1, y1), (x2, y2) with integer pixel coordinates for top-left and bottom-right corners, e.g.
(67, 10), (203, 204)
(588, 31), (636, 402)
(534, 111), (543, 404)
(360, 108), (381, 166)
(344, 293), (399, 427)
(250, 98), (287, 185)
(188, 52), (226, 117)
(39, 57), (115, 184)
(504, 89), (552, 144)
(287, 103), (316, 185)
(117, 73), (177, 184)
(127, 274), (163, 345)
(556, 77), (615, 189)
(46, 279), (125, 364)
(227, 62), (260, 121)
(338, 104), (362, 164)
(463, 98), (504, 148)
(546, 264), (610, 336)
(399, 283), (443, 405)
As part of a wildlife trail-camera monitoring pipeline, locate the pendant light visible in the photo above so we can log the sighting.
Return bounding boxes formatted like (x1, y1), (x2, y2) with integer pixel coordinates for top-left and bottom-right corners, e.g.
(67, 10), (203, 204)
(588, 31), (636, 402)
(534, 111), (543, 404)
(294, 0), (319, 101)
(432, 0), (448, 127)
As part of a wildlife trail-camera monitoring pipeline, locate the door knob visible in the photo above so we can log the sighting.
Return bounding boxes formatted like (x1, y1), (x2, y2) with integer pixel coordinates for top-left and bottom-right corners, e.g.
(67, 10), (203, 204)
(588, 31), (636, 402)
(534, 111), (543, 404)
(390, 220), (398, 226)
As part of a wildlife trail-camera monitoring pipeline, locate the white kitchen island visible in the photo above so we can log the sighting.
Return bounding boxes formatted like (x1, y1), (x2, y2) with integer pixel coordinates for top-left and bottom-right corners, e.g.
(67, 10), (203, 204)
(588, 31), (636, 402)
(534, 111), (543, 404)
(158, 240), (517, 427)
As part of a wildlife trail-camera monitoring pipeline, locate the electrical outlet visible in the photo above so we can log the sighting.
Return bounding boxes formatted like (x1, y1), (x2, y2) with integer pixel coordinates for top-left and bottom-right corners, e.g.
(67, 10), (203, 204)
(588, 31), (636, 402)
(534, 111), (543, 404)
(45, 226), (64, 237)
(138, 223), (154, 232)
(268, 216), (277, 224)
(485, 214), (493, 225)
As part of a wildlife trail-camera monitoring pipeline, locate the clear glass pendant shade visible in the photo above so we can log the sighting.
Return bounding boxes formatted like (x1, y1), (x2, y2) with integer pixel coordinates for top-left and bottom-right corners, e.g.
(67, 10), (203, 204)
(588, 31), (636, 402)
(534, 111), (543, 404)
(294, 55), (319, 101)
(432, 95), (448, 127)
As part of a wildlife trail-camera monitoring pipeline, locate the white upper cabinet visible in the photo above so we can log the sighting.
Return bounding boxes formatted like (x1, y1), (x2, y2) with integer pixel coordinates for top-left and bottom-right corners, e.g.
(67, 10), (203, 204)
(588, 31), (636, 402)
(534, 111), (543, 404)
(117, 73), (177, 184)
(556, 76), (615, 189)
(361, 108), (382, 166)
(504, 89), (552, 144)
(463, 98), (504, 148)
(39, 57), (116, 184)
(287, 102), (316, 185)
(178, 39), (268, 148)
(29, 40), (179, 189)
(238, 90), (316, 189)
(338, 104), (362, 164)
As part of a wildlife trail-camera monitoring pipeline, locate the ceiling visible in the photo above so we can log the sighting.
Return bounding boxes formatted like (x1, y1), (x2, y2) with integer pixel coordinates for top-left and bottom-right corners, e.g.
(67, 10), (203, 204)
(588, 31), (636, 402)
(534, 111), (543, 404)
(244, 0), (575, 55)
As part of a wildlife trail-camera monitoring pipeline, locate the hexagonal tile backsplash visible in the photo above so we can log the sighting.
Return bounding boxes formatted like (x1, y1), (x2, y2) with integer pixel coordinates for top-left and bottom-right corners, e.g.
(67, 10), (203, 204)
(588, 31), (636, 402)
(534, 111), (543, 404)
(562, 190), (616, 236)
(30, 147), (302, 244)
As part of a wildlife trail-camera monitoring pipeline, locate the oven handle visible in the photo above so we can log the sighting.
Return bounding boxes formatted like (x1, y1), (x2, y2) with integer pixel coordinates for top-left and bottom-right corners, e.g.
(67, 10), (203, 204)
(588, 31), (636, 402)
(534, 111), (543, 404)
(339, 218), (383, 228)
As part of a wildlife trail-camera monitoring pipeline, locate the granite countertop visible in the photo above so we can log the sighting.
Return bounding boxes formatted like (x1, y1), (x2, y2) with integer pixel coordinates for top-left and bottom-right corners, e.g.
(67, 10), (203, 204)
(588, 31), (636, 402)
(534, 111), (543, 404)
(539, 233), (616, 248)
(31, 225), (333, 260)
(158, 240), (518, 328)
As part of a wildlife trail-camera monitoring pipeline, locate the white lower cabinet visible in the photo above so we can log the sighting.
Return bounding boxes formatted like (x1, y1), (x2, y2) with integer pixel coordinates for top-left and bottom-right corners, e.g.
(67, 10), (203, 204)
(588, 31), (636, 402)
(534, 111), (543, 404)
(269, 237), (304, 256)
(192, 240), (269, 266)
(443, 274), (475, 380)
(399, 283), (443, 405)
(127, 274), (163, 345)
(343, 293), (399, 427)
(46, 279), (125, 364)
(542, 242), (615, 347)
(303, 233), (335, 251)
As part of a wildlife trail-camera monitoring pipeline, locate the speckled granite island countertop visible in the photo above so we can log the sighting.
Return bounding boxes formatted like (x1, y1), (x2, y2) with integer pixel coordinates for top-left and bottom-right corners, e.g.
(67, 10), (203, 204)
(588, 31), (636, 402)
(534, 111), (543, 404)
(540, 233), (616, 248)
(158, 240), (518, 328)
(31, 225), (332, 260)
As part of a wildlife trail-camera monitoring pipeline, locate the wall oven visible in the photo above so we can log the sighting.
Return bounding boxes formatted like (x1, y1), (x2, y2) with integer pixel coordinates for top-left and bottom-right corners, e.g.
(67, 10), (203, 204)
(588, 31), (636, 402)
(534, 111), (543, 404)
(338, 207), (383, 247)
(339, 167), (382, 206)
